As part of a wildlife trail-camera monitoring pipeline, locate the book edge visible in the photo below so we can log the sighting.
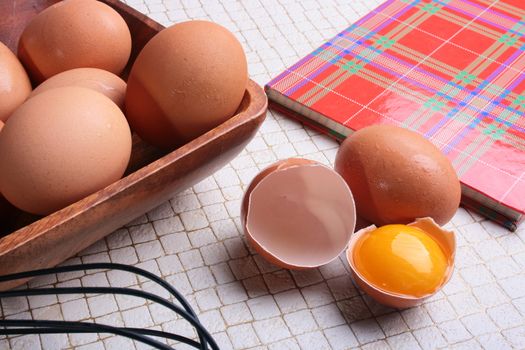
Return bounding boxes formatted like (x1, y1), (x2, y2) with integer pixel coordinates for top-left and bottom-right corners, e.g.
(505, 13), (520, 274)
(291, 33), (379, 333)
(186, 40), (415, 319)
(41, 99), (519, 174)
(265, 86), (524, 226)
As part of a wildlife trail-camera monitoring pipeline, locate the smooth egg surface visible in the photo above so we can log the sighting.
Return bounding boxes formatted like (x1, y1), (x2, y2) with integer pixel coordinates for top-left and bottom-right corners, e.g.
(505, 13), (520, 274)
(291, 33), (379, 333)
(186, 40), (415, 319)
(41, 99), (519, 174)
(0, 86), (131, 215)
(125, 20), (248, 150)
(352, 224), (448, 298)
(335, 124), (461, 226)
(0, 42), (32, 122)
(30, 68), (126, 110)
(18, 0), (131, 83)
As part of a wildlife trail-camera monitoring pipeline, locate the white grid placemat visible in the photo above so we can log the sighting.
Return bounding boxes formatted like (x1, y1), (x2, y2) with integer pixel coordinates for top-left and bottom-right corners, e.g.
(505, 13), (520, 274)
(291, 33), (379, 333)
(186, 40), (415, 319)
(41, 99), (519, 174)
(1, 1), (524, 349)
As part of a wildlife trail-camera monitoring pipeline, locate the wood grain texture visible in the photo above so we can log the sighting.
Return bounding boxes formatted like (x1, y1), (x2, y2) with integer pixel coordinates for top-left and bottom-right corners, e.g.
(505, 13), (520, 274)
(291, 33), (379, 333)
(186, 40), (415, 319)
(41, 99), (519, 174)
(0, 0), (267, 289)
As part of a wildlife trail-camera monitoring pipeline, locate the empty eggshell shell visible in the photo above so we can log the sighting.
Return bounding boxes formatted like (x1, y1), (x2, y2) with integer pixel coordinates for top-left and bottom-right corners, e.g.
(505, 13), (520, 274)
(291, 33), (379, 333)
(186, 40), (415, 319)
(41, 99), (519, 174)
(30, 68), (126, 110)
(242, 158), (356, 269)
(346, 217), (455, 308)
(0, 41), (32, 122)
(241, 158), (316, 220)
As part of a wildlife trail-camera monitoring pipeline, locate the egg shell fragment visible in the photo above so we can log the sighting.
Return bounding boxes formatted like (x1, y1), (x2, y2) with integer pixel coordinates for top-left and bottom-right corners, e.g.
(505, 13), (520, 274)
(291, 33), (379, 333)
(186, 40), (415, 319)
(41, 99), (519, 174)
(346, 217), (455, 308)
(125, 20), (248, 150)
(18, 0), (131, 83)
(0, 42), (32, 122)
(242, 158), (356, 269)
(0, 86), (132, 216)
(335, 124), (461, 226)
(31, 68), (126, 110)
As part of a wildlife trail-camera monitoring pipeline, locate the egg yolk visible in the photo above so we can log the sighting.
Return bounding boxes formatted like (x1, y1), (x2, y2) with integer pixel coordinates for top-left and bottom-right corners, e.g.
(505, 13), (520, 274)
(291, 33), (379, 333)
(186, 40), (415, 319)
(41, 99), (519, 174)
(353, 225), (448, 298)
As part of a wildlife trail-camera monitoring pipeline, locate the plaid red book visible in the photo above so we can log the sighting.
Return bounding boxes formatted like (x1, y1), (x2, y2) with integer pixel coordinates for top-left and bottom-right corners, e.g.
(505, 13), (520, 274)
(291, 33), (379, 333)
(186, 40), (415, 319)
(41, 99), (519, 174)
(266, 0), (525, 230)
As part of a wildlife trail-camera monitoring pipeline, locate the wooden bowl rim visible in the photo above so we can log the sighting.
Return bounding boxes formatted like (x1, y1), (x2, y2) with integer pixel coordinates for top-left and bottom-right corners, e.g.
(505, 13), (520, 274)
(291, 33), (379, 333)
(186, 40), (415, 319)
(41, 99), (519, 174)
(0, 79), (267, 252)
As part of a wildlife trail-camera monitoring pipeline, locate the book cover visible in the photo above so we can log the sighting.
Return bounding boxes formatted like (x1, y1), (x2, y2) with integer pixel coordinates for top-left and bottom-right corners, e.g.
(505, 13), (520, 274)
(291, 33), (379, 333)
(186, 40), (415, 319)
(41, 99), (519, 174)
(266, 0), (525, 230)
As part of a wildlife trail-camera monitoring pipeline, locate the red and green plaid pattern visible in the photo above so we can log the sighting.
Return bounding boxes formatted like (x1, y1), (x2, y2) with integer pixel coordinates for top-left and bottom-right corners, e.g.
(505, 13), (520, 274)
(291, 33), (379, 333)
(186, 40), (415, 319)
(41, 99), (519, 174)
(267, 0), (525, 216)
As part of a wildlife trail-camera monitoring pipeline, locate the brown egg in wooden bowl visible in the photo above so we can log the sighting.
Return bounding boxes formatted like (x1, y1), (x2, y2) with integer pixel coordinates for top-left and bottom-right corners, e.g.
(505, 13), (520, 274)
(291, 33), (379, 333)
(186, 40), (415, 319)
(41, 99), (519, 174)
(0, 0), (267, 290)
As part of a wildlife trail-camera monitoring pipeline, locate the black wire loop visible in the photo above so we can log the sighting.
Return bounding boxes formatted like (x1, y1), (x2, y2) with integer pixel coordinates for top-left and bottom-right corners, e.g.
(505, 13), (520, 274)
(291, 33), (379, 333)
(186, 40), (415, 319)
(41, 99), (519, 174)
(0, 263), (220, 350)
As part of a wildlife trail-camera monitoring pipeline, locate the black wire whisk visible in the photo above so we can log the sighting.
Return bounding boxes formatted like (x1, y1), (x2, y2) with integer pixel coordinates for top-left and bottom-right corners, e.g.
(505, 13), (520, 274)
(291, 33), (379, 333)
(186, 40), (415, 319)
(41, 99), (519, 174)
(0, 263), (220, 350)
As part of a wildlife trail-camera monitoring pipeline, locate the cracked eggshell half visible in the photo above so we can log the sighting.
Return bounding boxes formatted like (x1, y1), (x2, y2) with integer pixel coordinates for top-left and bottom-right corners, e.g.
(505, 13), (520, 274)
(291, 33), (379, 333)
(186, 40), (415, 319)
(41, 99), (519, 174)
(242, 158), (356, 269)
(346, 217), (455, 308)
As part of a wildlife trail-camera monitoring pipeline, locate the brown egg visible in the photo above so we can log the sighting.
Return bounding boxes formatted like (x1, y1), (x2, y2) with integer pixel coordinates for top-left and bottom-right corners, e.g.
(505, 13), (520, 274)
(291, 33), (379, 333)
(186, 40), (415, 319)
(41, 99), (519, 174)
(0, 42), (32, 122)
(242, 158), (356, 269)
(0, 119), (5, 215)
(335, 125), (461, 226)
(31, 68), (126, 110)
(125, 20), (248, 150)
(0, 87), (131, 215)
(0, 121), (2, 202)
(18, 0), (131, 83)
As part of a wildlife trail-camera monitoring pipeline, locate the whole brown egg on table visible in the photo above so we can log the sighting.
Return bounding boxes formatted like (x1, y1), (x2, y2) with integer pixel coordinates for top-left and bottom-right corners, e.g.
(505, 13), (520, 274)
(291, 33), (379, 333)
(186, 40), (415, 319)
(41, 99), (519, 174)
(335, 124), (462, 226)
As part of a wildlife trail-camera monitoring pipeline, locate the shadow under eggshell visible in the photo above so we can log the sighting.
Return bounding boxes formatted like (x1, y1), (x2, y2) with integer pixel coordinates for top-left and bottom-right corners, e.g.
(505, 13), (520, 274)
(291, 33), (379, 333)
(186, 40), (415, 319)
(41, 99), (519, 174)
(243, 159), (356, 269)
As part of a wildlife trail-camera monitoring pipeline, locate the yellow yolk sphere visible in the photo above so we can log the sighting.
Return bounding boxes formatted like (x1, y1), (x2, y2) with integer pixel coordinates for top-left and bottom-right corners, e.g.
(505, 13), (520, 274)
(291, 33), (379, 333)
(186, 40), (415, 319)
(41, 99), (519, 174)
(353, 225), (448, 298)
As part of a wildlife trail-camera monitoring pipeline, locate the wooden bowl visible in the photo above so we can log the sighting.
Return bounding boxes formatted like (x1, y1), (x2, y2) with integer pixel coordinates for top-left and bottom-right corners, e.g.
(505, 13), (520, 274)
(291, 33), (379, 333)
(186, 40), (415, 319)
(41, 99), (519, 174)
(0, 0), (267, 289)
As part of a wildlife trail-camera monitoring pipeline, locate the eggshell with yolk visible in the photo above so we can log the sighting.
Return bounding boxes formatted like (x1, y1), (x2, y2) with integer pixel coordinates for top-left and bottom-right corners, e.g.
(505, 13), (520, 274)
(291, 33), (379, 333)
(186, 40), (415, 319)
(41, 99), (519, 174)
(242, 158), (356, 269)
(0, 42), (32, 122)
(335, 125), (461, 226)
(18, 0), (131, 83)
(346, 217), (455, 308)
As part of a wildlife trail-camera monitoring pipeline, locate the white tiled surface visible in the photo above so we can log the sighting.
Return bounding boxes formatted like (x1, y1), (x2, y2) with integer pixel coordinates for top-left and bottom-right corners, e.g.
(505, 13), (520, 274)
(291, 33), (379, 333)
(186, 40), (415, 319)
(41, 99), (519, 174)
(2, 0), (525, 349)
